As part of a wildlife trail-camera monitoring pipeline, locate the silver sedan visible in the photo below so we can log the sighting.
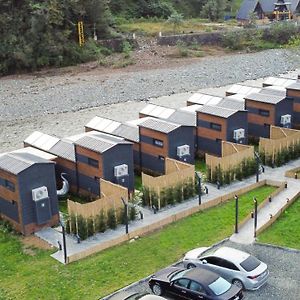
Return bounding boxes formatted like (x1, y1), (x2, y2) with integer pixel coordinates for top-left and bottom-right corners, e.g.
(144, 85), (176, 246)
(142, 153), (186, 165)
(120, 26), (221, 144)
(183, 246), (269, 290)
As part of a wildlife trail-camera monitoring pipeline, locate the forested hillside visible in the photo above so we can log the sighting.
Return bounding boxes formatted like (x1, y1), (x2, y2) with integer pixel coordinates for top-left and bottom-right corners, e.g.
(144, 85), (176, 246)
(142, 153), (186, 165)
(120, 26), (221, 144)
(0, 0), (240, 75)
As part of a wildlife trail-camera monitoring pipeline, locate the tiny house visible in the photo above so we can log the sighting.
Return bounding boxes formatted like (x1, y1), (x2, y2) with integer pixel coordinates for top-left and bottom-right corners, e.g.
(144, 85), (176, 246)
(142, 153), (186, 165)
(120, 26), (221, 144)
(0, 147), (59, 235)
(286, 81), (300, 129)
(262, 76), (295, 88)
(226, 84), (261, 97)
(186, 93), (223, 106)
(196, 105), (248, 156)
(137, 117), (194, 175)
(73, 131), (134, 196)
(85, 116), (140, 170)
(24, 131), (77, 193)
(245, 91), (293, 138)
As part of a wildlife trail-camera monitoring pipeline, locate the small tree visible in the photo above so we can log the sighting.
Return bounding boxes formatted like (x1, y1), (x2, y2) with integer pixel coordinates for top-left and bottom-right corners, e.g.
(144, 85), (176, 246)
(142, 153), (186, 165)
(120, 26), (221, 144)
(201, 0), (225, 22)
(167, 12), (184, 34)
(96, 210), (107, 233)
(107, 208), (117, 230)
(77, 215), (88, 240)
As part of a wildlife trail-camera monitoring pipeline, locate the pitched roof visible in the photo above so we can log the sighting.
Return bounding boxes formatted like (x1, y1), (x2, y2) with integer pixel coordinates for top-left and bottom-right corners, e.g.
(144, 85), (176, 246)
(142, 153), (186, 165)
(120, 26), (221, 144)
(237, 0), (259, 20)
(197, 105), (239, 118)
(286, 81), (300, 91)
(217, 98), (245, 110)
(138, 117), (181, 133)
(74, 132), (131, 153)
(187, 93), (222, 106)
(245, 92), (285, 104)
(226, 84), (261, 96)
(263, 77), (296, 88)
(85, 116), (139, 143)
(0, 149), (54, 175)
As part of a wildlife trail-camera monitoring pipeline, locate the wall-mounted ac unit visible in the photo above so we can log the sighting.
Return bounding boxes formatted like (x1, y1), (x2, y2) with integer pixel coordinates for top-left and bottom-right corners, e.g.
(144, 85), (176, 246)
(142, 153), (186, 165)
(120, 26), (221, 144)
(32, 186), (49, 201)
(281, 114), (291, 125)
(177, 145), (190, 157)
(114, 164), (128, 177)
(233, 128), (245, 141)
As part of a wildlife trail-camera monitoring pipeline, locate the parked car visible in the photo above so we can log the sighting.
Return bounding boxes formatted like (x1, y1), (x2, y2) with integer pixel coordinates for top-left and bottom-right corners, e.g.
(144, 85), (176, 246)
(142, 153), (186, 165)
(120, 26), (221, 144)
(149, 266), (243, 300)
(108, 291), (166, 300)
(183, 246), (269, 290)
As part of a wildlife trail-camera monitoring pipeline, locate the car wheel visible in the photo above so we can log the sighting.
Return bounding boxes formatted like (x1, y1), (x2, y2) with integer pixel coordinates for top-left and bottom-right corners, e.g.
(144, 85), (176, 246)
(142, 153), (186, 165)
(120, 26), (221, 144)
(232, 279), (244, 289)
(152, 283), (164, 296)
(187, 263), (196, 269)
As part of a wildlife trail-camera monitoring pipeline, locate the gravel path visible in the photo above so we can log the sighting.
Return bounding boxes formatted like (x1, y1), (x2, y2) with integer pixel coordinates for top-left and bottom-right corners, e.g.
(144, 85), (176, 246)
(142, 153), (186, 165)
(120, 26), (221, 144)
(1, 48), (300, 152)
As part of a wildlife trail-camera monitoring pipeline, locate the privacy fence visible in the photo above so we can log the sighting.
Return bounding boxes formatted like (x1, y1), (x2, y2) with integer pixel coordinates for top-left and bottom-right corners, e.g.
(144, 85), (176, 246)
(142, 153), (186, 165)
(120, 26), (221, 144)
(259, 126), (300, 167)
(67, 179), (284, 263)
(206, 141), (255, 185)
(141, 158), (195, 209)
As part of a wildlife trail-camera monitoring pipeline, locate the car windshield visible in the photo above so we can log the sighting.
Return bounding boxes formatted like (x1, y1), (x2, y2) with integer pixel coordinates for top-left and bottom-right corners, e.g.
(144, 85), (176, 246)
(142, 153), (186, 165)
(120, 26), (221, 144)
(170, 270), (189, 281)
(240, 255), (261, 272)
(208, 277), (231, 296)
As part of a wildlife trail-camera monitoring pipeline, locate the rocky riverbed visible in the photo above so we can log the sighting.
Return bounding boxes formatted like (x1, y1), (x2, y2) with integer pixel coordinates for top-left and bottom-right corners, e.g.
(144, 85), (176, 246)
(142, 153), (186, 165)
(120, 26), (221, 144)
(1, 48), (300, 152)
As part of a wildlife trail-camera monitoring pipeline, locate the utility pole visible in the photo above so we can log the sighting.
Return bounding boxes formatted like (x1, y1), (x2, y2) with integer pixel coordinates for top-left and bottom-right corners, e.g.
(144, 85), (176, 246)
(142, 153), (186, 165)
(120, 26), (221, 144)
(234, 195), (239, 234)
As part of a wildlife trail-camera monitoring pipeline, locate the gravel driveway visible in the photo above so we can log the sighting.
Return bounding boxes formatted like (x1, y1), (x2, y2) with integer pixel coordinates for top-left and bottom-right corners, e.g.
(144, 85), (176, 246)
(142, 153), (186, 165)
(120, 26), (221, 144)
(106, 241), (300, 300)
(1, 48), (300, 153)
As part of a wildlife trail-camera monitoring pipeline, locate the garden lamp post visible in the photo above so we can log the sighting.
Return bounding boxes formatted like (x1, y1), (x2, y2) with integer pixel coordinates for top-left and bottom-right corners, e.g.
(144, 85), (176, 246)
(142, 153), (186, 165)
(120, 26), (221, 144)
(253, 197), (258, 238)
(59, 219), (67, 264)
(121, 197), (129, 234)
(195, 171), (202, 205)
(254, 152), (262, 183)
(234, 194), (239, 234)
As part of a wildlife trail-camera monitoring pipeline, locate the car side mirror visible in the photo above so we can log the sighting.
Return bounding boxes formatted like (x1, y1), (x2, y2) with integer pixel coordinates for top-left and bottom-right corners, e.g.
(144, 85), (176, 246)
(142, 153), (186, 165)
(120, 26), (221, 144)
(170, 281), (174, 286)
(202, 259), (207, 264)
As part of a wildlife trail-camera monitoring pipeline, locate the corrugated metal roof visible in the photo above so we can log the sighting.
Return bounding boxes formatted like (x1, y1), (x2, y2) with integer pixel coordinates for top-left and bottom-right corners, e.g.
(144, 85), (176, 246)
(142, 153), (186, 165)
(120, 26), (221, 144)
(263, 77), (296, 87)
(168, 110), (196, 126)
(0, 151), (53, 175)
(226, 84), (261, 96)
(138, 117), (181, 133)
(187, 93), (222, 106)
(50, 140), (76, 162)
(227, 94), (246, 101)
(197, 105), (238, 118)
(12, 147), (57, 161)
(287, 81), (300, 91)
(259, 87), (286, 97)
(180, 105), (202, 113)
(24, 131), (60, 151)
(245, 92), (285, 104)
(217, 98), (245, 110)
(74, 132), (131, 153)
(140, 104), (175, 119)
(113, 124), (139, 143)
(85, 116), (121, 133)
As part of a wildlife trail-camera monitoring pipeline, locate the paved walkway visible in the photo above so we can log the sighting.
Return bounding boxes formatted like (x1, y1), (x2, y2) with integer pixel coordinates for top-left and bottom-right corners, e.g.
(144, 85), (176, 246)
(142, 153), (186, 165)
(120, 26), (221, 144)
(35, 158), (300, 264)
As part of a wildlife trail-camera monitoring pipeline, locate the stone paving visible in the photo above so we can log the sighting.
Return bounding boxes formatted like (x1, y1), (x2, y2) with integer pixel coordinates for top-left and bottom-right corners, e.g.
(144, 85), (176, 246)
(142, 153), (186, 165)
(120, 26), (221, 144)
(35, 158), (300, 264)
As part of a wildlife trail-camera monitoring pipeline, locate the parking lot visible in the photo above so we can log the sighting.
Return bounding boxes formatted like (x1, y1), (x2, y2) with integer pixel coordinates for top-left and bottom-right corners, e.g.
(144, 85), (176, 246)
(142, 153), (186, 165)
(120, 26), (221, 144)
(106, 241), (300, 300)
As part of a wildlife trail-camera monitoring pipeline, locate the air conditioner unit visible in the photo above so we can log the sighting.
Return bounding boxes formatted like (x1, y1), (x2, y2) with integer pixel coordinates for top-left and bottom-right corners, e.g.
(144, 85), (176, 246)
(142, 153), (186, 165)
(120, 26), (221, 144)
(32, 186), (49, 201)
(177, 145), (190, 157)
(281, 114), (291, 125)
(114, 164), (128, 177)
(233, 128), (245, 141)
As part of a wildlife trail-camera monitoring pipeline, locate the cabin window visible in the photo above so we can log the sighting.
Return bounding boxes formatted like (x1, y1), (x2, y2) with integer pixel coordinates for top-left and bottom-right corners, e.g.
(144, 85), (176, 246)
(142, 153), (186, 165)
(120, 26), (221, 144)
(153, 139), (164, 147)
(88, 158), (99, 168)
(259, 109), (270, 117)
(5, 180), (15, 192)
(158, 155), (165, 161)
(210, 123), (222, 131)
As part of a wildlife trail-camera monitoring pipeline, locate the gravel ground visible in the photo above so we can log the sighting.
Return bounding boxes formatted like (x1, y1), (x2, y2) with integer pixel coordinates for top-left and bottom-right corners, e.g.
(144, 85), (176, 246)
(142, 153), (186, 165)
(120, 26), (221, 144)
(1, 48), (300, 153)
(106, 241), (300, 300)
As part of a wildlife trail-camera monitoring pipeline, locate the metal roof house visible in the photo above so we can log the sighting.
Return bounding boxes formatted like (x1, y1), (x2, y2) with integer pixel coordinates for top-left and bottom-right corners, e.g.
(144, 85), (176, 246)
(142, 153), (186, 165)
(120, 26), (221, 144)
(136, 117), (195, 175)
(85, 116), (140, 170)
(237, 0), (300, 21)
(286, 81), (300, 129)
(0, 147), (59, 235)
(196, 105), (248, 156)
(73, 131), (134, 196)
(245, 91), (293, 138)
(24, 131), (77, 193)
(262, 77), (296, 88)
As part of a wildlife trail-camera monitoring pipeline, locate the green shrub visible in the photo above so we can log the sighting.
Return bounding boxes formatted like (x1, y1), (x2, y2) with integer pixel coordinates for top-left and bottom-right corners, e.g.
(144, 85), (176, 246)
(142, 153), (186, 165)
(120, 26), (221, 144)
(87, 218), (94, 237)
(107, 208), (117, 230)
(122, 41), (132, 59)
(150, 189), (159, 209)
(96, 210), (107, 233)
(129, 206), (136, 221)
(141, 186), (150, 206)
(166, 187), (175, 205)
(77, 215), (88, 240)
(173, 184), (183, 203)
(118, 207), (126, 225)
(159, 188), (168, 208)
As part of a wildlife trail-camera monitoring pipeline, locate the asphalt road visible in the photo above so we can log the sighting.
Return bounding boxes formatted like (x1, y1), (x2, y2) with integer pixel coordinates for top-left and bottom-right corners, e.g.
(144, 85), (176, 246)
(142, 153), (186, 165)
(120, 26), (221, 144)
(105, 240), (300, 300)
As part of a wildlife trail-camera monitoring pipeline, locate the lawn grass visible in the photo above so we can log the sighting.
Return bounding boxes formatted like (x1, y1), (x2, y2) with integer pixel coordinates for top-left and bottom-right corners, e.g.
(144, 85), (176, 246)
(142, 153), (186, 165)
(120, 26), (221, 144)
(134, 174), (142, 191)
(258, 197), (300, 250)
(195, 158), (207, 174)
(0, 185), (275, 300)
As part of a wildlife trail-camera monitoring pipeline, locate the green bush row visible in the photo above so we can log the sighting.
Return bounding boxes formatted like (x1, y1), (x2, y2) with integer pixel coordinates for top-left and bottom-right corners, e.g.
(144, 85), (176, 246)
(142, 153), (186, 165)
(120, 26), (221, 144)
(66, 206), (137, 240)
(141, 178), (196, 209)
(206, 158), (257, 186)
(260, 142), (300, 167)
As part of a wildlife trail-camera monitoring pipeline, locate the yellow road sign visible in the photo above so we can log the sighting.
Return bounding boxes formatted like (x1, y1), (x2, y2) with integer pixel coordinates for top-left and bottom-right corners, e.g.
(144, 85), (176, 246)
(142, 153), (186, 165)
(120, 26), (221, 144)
(78, 21), (85, 47)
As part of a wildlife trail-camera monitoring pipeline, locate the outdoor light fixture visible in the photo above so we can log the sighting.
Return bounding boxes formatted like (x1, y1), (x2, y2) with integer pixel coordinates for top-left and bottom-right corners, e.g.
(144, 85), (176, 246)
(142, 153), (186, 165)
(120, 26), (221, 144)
(121, 197), (129, 234)
(59, 219), (68, 264)
(253, 197), (258, 238)
(234, 195), (239, 234)
(195, 171), (202, 205)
